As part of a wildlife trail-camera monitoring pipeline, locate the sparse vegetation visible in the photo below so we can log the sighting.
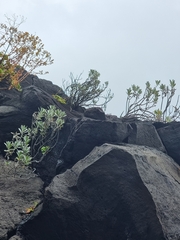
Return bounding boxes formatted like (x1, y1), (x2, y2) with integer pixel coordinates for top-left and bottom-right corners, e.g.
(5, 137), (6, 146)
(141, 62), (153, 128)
(62, 69), (114, 110)
(4, 105), (66, 167)
(122, 79), (180, 122)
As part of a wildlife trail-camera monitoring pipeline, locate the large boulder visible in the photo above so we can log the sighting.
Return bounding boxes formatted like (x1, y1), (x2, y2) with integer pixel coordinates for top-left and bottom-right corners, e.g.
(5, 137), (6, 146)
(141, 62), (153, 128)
(35, 116), (166, 184)
(19, 143), (180, 240)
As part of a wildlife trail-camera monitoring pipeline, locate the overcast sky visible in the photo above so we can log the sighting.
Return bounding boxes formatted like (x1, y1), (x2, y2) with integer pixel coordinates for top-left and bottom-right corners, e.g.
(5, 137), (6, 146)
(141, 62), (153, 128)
(1, 0), (180, 116)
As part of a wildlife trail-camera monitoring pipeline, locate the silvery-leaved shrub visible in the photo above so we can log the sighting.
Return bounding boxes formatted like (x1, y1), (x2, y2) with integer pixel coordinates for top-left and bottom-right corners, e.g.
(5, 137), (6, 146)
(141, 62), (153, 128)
(4, 105), (66, 168)
(4, 125), (32, 166)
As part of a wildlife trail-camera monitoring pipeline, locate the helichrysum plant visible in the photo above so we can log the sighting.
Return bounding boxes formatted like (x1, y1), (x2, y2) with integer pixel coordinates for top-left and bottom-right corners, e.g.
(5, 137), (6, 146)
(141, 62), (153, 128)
(4, 105), (66, 167)
(4, 125), (32, 166)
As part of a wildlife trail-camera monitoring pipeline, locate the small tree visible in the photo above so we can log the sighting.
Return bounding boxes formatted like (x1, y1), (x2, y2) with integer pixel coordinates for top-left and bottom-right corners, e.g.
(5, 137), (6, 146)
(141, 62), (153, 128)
(0, 15), (53, 90)
(122, 79), (180, 122)
(62, 69), (114, 110)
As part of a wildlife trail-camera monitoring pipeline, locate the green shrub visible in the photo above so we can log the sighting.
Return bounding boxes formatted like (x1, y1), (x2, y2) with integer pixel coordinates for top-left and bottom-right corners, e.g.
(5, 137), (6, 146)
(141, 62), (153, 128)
(4, 125), (32, 166)
(41, 146), (50, 155)
(122, 79), (180, 122)
(4, 105), (66, 167)
(62, 69), (114, 110)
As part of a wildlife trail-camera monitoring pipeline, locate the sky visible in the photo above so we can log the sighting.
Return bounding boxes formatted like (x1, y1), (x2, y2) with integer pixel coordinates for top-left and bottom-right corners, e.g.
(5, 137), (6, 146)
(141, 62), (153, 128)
(1, 0), (180, 116)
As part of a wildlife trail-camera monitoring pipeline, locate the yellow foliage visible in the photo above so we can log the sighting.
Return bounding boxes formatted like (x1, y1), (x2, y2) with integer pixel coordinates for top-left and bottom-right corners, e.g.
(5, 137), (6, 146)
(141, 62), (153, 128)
(24, 201), (38, 214)
(52, 94), (66, 104)
(0, 15), (54, 90)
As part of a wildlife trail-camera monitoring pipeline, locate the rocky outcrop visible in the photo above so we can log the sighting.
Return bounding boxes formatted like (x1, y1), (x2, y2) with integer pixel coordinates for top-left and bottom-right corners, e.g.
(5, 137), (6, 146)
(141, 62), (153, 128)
(19, 144), (180, 240)
(58, 118), (166, 173)
(1, 75), (180, 239)
(0, 86), (57, 152)
(0, 78), (73, 153)
(0, 77), (166, 183)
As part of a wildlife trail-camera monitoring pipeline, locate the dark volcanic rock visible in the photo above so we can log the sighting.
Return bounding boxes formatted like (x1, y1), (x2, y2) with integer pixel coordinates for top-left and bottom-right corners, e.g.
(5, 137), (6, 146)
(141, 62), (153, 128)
(0, 75), (166, 182)
(84, 107), (106, 120)
(1, 76), (180, 240)
(0, 85), (56, 152)
(20, 144), (180, 240)
(60, 118), (129, 169)
(0, 76), (81, 183)
(59, 118), (166, 171)
(0, 157), (43, 240)
(155, 121), (180, 165)
(33, 121), (73, 184)
(126, 121), (166, 151)
(20, 74), (65, 97)
(0, 83), (74, 153)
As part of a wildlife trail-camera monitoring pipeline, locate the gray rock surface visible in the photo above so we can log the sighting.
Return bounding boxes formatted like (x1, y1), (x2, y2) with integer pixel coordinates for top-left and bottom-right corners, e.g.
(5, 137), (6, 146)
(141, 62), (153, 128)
(1, 75), (180, 240)
(84, 107), (106, 120)
(48, 144), (180, 240)
(9, 235), (23, 240)
(21, 143), (180, 240)
(127, 121), (166, 152)
(60, 118), (166, 171)
(0, 158), (43, 240)
(155, 121), (180, 165)
(0, 76), (72, 152)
